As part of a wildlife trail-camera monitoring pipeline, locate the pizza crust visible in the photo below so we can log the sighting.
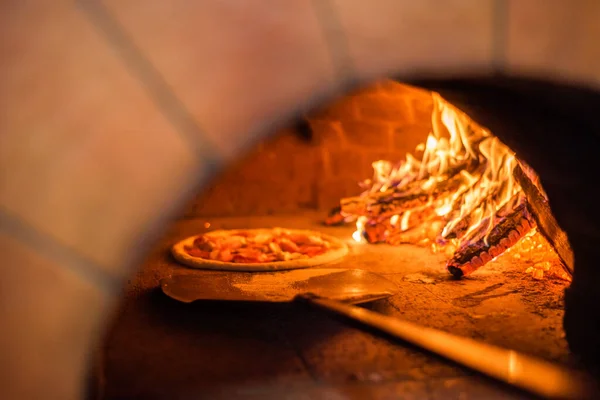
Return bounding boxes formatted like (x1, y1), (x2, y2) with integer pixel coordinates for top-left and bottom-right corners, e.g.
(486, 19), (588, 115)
(171, 228), (349, 271)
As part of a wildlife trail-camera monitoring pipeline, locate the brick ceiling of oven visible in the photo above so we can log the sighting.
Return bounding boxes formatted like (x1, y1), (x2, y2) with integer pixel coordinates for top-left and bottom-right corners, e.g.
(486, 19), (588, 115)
(186, 81), (434, 217)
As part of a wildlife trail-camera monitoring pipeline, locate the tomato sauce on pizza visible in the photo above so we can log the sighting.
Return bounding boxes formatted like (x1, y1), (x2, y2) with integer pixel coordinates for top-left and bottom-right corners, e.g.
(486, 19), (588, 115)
(172, 228), (349, 272)
(185, 229), (330, 263)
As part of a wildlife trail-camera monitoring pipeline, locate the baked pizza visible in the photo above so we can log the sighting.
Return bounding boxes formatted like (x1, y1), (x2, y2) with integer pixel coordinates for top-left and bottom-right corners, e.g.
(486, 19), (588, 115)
(171, 228), (349, 271)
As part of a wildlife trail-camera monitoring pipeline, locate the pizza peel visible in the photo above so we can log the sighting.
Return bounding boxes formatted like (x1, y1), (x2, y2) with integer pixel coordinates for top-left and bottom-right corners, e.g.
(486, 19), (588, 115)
(161, 268), (595, 399)
(161, 268), (397, 304)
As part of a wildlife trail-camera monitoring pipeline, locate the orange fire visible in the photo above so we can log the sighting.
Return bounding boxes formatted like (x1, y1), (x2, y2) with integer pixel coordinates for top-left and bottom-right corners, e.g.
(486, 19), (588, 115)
(355, 94), (519, 245)
(344, 92), (565, 279)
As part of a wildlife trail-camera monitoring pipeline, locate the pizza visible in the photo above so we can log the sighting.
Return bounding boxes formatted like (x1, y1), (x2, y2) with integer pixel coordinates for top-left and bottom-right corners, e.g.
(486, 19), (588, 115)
(171, 228), (349, 271)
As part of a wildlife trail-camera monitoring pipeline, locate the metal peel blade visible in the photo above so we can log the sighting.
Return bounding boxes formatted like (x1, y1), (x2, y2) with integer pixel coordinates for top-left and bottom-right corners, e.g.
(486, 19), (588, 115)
(161, 268), (399, 304)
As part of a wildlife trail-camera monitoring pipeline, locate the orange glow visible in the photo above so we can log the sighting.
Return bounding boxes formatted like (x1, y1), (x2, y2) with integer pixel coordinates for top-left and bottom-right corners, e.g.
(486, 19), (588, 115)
(352, 93), (521, 252)
(336, 89), (573, 280)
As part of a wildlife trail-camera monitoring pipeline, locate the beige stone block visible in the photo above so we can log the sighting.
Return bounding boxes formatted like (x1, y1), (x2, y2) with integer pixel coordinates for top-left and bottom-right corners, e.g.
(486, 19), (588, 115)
(330, 0), (496, 79)
(505, 0), (600, 88)
(102, 0), (336, 155)
(0, 231), (109, 400)
(0, 3), (197, 273)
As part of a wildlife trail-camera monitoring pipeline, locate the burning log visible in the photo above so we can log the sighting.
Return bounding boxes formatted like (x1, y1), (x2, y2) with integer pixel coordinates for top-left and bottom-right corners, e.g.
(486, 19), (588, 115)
(330, 91), (564, 279)
(361, 197), (443, 243)
(387, 219), (445, 245)
(446, 195), (536, 277)
(513, 162), (574, 276)
(340, 187), (426, 217)
(442, 177), (512, 241)
(340, 162), (483, 218)
(363, 210), (440, 244)
(323, 205), (352, 226)
(364, 221), (388, 243)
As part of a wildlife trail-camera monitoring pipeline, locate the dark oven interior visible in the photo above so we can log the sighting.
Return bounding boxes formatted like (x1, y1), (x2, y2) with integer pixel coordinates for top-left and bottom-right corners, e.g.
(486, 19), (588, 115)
(96, 78), (600, 399)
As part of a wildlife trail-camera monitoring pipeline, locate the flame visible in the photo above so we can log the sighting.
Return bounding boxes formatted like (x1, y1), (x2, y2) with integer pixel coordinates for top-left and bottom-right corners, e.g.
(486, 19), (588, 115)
(400, 211), (411, 231)
(443, 137), (519, 245)
(352, 216), (367, 243)
(352, 92), (522, 253)
(435, 201), (452, 217)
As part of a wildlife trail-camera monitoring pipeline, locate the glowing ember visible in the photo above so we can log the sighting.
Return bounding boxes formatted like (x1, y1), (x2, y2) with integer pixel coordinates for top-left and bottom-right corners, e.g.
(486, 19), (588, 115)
(513, 231), (571, 281)
(334, 91), (566, 278)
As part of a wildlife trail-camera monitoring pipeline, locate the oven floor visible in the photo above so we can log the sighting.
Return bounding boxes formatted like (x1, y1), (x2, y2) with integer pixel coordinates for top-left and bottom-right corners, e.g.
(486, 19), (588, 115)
(99, 211), (573, 399)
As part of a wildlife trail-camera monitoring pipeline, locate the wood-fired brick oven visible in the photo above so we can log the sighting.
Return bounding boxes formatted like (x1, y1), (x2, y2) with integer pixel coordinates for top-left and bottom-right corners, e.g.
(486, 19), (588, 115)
(188, 81), (572, 281)
(5, 2), (600, 400)
(99, 79), (600, 399)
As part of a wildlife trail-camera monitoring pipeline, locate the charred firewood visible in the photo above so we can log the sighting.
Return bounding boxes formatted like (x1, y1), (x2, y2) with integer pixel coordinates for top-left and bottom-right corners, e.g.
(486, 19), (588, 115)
(513, 161), (574, 276)
(442, 179), (513, 241)
(442, 150), (521, 240)
(364, 222), (389, 243)
(341, 163), (484, 218)
(447, 195), (536, 277)
(363, 201), (440, 244)
(440, 173), (490, 240)
(384, 205), (437, 232)
(387, 219), (445, 245)
(323, 205), (348, 226)
(340, 188), (427, 217)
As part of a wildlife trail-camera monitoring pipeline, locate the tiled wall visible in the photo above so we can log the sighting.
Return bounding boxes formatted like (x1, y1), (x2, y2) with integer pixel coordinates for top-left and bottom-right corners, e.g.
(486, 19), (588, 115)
(185, 80), (434, 217)
(5, 2), (600, 221)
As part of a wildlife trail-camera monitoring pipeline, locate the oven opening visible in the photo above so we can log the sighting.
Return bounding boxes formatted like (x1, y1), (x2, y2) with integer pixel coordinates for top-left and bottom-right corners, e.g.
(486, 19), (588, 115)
(320, 81), (572, 281)
(102, 78), (600, 400)
(9, 3), (600, 399)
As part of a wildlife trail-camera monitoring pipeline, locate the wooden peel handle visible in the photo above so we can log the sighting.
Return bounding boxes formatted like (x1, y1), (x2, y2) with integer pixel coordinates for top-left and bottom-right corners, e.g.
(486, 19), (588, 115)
(298, 295), (596, 399)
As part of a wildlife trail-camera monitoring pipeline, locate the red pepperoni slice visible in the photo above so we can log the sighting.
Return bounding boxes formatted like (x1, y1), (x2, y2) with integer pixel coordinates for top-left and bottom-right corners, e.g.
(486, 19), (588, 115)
(187, 248), (210, 258)
(299, 245), (326, 256)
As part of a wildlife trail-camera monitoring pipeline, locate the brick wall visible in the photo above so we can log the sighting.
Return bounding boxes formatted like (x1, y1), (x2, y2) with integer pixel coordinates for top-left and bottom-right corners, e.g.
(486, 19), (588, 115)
(184, 80), (434, 217)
